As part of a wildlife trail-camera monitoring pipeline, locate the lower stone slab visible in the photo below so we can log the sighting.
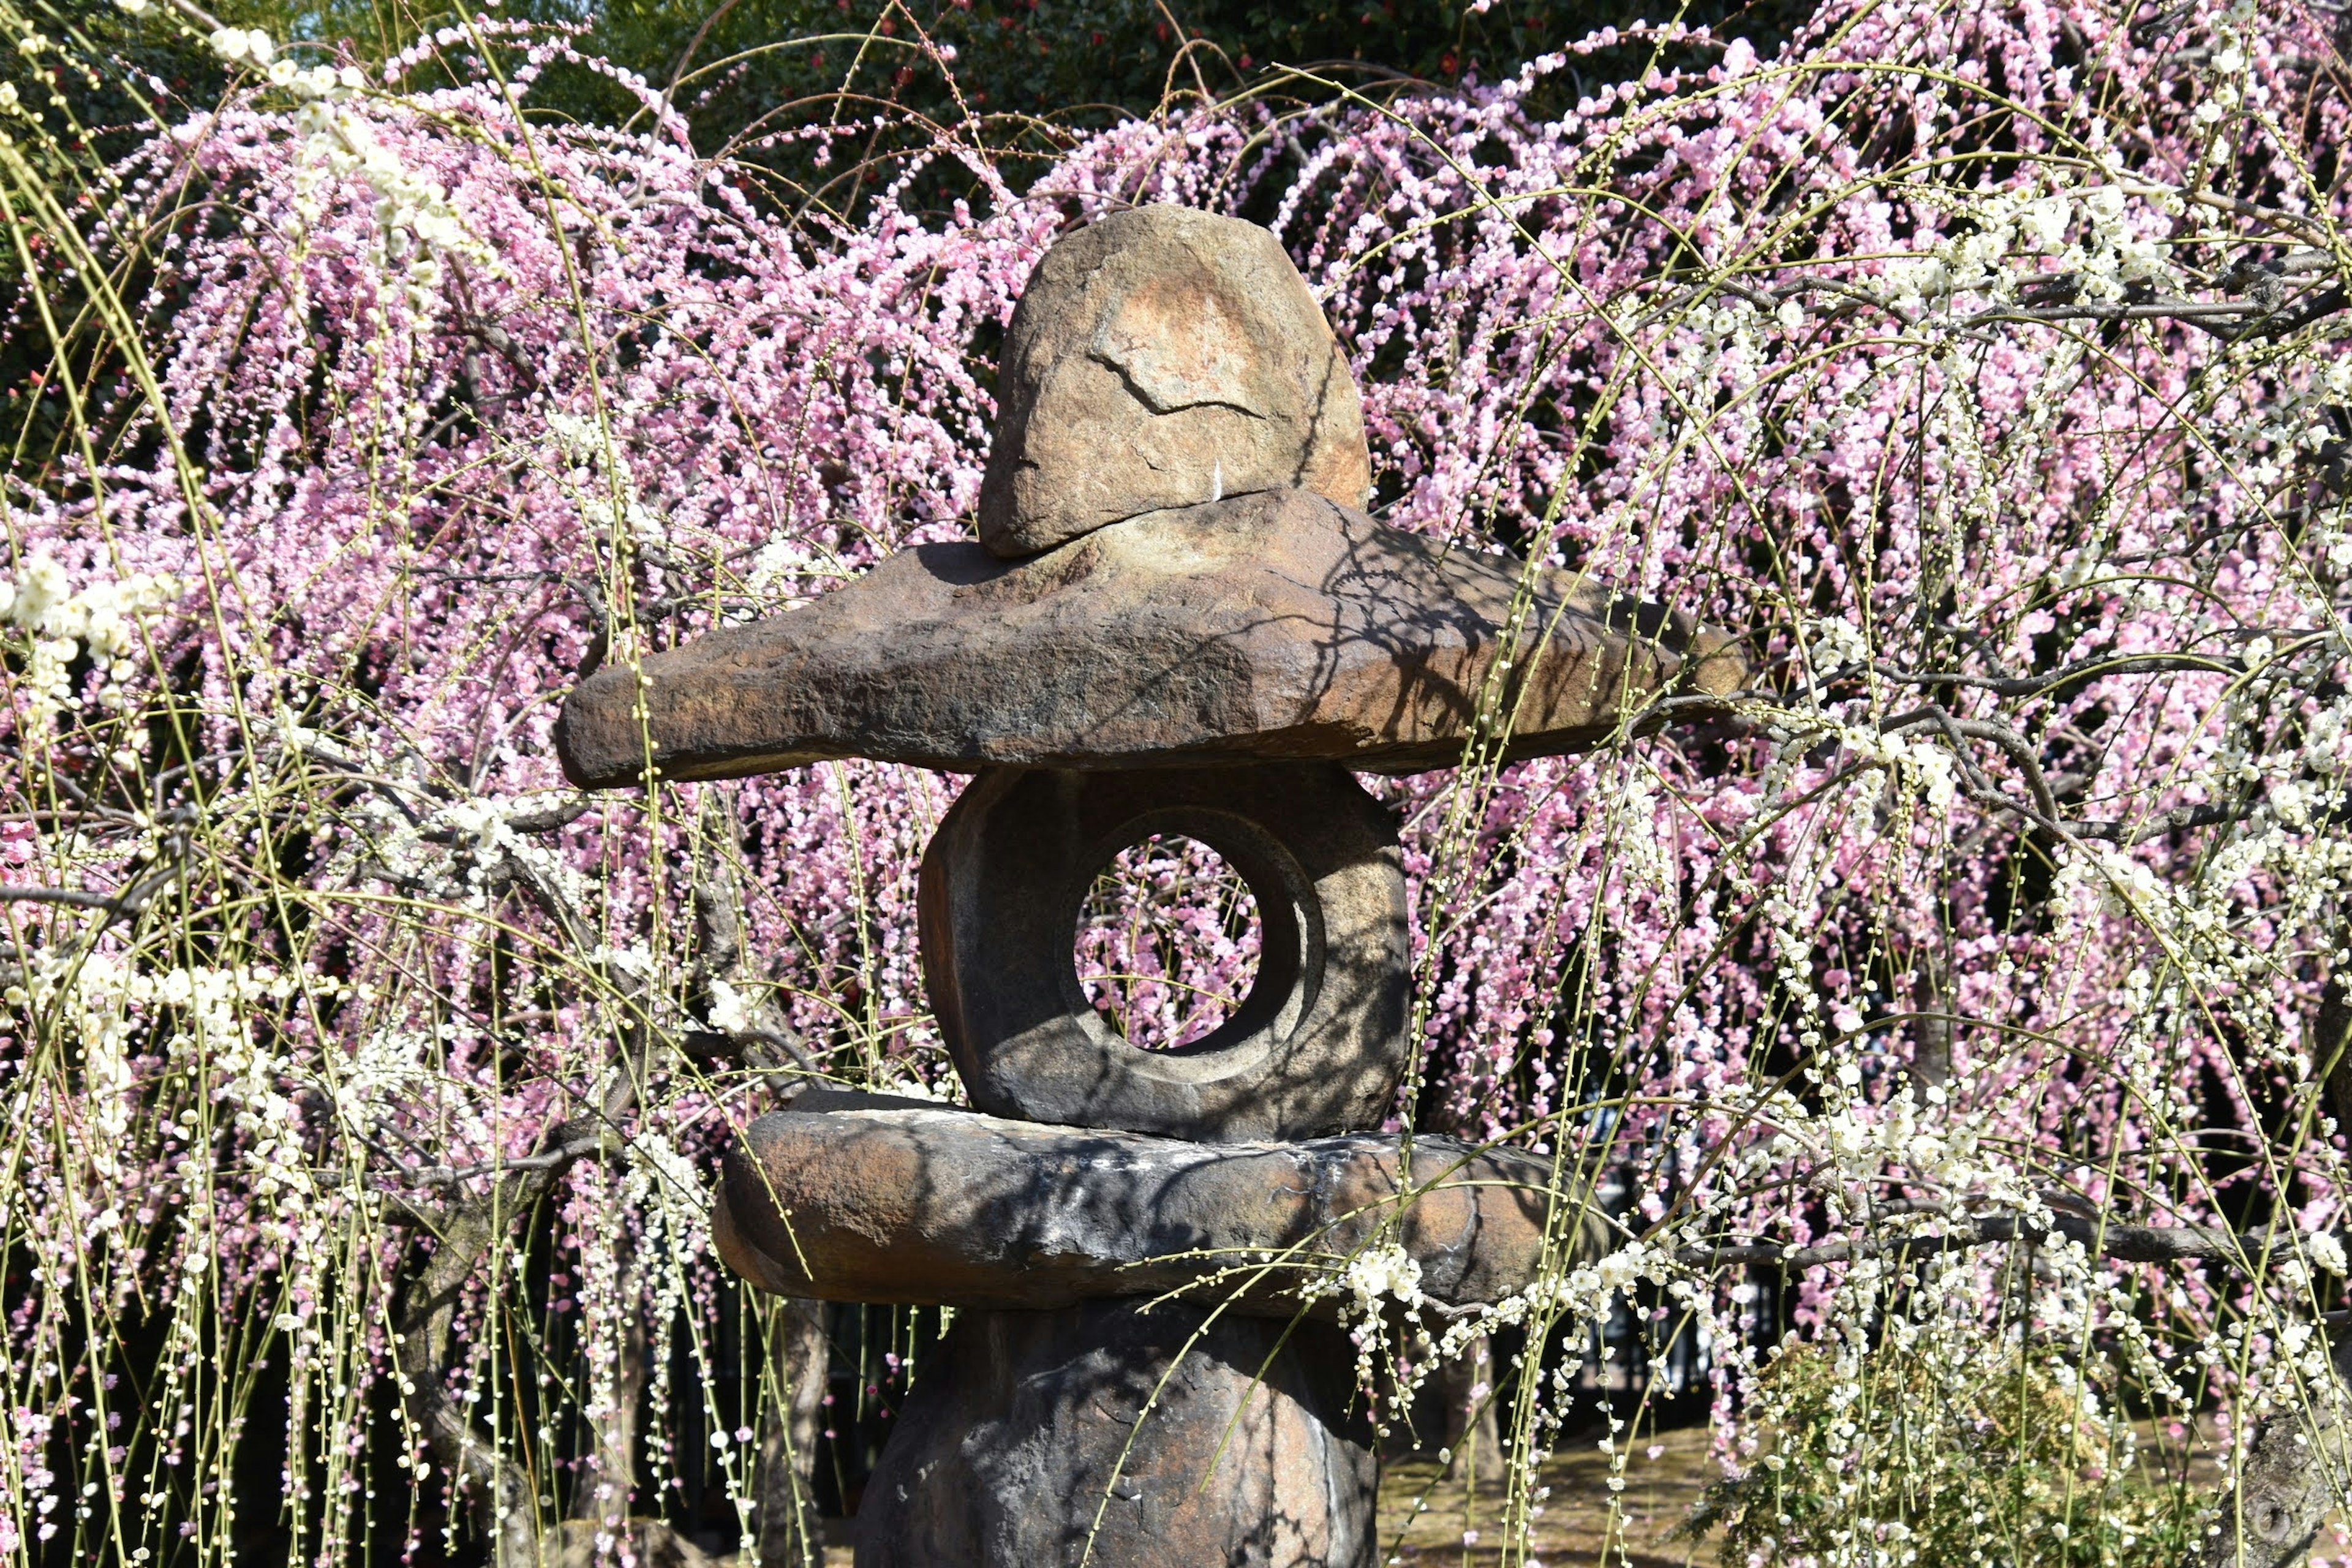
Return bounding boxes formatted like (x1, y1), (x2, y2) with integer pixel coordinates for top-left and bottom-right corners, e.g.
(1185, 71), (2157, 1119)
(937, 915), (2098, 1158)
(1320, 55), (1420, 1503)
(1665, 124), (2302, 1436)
(714, 1095), (1558, 1316)
(854, 1302), (1376, 1567)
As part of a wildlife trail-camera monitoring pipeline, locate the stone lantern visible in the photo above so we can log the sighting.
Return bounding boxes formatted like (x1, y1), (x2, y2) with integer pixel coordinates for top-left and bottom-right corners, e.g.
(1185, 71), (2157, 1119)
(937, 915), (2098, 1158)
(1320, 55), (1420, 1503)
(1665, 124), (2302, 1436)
(557, 206), (1741, 1567)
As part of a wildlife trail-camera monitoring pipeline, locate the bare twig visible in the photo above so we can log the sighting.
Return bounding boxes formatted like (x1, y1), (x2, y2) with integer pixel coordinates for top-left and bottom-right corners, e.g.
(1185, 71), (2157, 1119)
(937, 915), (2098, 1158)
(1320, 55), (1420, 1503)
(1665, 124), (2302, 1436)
(1676, 1208), (2294, 1271)
(386, 1121), (611, 1190)
(0, 853), (185, 925)
(2077, 800), (2260, 845)
(0, 885), (134, 909)
(1874, 650), (2244, 699)
(418, 796), (591, 843)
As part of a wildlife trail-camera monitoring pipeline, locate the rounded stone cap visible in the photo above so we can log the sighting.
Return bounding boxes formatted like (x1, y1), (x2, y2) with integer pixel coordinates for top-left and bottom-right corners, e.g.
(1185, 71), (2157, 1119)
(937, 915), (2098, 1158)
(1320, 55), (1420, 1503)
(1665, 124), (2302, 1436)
(976, 206), (1371, 559)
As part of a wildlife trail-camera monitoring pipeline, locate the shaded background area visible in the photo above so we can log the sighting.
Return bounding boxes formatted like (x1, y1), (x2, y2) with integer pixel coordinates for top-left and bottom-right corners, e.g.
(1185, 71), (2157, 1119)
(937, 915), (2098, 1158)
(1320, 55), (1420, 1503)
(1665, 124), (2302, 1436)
(9, 0), (1819, 167)
(0, 0), (1820, 563)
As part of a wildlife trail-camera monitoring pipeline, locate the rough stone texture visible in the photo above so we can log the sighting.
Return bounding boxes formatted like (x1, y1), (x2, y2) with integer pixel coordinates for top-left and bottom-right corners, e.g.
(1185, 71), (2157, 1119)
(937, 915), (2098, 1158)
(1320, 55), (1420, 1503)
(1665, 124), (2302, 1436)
(854, 1303), (1376, 1568)
(556, 489), (1744, 788)
(712, 1097), (1556, 1314)
(922, 763), (1406, 1140)
(2199, 1335), (2352, 1568)
(976, 206), (1371, 560)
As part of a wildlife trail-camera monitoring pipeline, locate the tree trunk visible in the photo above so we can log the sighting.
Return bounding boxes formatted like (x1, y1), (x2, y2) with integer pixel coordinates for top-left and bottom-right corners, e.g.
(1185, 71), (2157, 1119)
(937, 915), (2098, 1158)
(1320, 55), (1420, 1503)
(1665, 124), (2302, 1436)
(2201, 920), (2352, 1566)
(394, 1206), (545, 1568)
(2203, 1335), (2352, 1568)
(1911, 955), (1952, 1093)
(757, 1298), (832, 1568)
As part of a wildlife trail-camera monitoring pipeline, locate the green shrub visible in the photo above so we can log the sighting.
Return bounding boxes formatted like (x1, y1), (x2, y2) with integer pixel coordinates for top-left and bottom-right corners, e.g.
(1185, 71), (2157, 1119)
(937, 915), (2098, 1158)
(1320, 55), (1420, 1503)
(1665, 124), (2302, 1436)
(1685, 1343), (2206, 1568)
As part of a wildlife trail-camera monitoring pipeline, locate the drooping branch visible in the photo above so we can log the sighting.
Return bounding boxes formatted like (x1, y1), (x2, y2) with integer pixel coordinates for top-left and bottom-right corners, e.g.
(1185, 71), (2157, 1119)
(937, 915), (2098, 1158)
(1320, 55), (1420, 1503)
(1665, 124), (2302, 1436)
(1873, 642), (2305, 701)
(391, 1155), (578, 1568)
(687, 790), (831, 1566)
(685, 789), (824, 1091)
(1676, 1207), (2304, 1272)
(372, 820), (656, 1564)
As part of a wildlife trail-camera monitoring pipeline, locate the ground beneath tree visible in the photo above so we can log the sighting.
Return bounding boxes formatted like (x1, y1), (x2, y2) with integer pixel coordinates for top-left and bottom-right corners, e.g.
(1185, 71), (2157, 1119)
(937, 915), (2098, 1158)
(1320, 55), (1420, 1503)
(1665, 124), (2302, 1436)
(793, 1415), (2239, 1566)
(1375, 1423), (1723, 1567)
(794, 1421), (1725, 1566)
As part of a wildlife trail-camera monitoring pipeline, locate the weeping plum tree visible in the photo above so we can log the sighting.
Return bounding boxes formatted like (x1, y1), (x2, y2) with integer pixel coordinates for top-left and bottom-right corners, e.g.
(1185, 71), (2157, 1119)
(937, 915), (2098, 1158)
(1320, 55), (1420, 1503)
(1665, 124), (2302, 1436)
(4, 0), (2352, 1563)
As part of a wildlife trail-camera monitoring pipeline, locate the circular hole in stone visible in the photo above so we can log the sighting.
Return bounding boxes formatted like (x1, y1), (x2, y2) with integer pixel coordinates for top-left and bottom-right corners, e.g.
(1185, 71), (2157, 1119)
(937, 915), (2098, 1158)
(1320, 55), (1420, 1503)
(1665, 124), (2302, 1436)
(1073, 833), (1263, 1052)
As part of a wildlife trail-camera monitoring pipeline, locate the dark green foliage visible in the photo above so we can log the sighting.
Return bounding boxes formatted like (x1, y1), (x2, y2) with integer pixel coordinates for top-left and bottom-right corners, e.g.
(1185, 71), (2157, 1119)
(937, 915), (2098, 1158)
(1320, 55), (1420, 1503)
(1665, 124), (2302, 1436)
(1681, 1343), (2208, 1567)
(163, 0), (1815, 143)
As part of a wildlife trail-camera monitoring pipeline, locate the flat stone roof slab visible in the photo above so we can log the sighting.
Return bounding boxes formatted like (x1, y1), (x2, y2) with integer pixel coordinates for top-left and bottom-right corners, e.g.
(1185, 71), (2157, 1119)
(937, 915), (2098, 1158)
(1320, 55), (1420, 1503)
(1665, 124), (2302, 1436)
(558, 488), (1740, 786)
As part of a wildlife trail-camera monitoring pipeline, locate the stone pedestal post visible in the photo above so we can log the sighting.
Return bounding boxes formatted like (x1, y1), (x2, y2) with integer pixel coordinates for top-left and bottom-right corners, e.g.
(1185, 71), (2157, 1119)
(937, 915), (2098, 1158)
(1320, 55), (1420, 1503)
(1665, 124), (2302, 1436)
(856, 1305), (1375, 1567)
